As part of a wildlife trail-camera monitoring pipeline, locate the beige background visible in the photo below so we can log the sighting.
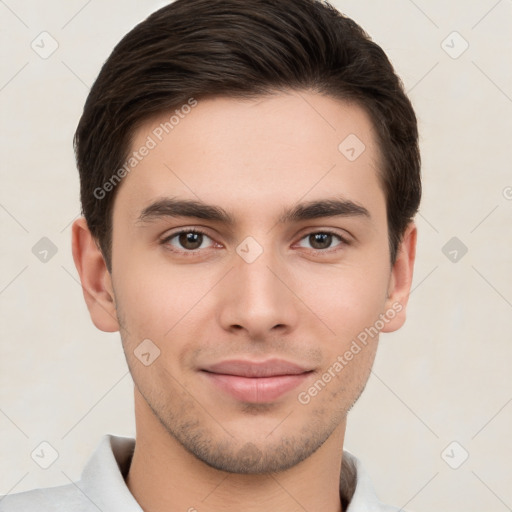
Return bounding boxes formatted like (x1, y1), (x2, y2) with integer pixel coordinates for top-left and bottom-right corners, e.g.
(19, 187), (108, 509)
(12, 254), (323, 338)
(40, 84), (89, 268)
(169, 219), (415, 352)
(1, 1), (511, 510)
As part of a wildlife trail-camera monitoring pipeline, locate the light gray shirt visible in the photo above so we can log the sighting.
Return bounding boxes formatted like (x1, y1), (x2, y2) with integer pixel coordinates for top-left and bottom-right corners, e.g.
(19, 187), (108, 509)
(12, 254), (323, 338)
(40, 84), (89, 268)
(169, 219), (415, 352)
(0, 435), (404, 511)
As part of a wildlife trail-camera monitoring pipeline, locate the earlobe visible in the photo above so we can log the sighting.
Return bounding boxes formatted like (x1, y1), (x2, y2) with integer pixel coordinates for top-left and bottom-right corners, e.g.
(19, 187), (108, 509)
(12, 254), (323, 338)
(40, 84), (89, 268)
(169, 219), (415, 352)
(71, 217), (120, 333)
(381, 222), (417, 333)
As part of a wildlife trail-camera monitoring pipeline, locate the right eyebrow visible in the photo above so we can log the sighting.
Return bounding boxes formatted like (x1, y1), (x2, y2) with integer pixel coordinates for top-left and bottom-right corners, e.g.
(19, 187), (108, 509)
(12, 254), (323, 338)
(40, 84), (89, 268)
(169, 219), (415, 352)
(137, 198), (234, 225)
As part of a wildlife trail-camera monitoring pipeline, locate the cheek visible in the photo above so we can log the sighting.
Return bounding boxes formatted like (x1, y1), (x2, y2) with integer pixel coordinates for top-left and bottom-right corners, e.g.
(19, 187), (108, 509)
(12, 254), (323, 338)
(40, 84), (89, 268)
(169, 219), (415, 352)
(300, 277), (385, 407)
(301, 261), (390, 342)
(113, 251), (210, 339)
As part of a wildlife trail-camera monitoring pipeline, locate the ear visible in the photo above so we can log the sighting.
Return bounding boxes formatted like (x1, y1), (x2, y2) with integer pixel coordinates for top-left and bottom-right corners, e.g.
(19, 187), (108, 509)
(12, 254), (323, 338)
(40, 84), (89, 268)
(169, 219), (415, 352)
(71, 217), (119, 332)
(381, 222), (417, 333)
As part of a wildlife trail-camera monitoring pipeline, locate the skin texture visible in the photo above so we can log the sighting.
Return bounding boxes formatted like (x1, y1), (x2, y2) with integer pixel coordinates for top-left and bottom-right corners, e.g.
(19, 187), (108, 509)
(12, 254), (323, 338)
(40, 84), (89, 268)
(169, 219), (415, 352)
(72, 90), (416, 512)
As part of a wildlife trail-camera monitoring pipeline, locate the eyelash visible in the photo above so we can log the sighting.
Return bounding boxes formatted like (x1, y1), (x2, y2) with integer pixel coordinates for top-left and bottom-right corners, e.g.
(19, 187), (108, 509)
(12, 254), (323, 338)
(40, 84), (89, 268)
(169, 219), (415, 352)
(160, 228), (350, 256)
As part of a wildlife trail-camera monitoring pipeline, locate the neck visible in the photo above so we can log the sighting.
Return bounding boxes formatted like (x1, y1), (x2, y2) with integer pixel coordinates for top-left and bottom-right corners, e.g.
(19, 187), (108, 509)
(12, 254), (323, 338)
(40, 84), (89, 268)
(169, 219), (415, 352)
(126, 388), (346, 512)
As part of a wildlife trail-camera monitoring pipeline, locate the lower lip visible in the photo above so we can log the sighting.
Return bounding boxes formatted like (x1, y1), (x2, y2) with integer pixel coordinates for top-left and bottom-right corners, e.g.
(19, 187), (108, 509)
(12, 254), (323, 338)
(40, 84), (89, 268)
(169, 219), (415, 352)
(202, 371), (312, 403)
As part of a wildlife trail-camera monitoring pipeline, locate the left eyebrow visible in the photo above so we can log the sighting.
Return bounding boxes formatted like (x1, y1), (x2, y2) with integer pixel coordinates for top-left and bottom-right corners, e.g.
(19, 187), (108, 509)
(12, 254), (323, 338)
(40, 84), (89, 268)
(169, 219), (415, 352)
(279, 198), (370, 223)
(136, 196), (371, 226)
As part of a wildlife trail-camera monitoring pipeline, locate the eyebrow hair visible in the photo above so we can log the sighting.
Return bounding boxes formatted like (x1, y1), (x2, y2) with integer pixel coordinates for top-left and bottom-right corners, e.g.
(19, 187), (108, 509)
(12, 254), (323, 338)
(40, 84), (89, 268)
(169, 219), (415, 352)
(136, 197), (370, 225)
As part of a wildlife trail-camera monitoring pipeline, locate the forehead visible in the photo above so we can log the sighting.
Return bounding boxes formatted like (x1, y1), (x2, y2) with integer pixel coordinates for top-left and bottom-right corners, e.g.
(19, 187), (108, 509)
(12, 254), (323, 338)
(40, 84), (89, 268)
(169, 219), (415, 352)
(113, 91), (385, 225)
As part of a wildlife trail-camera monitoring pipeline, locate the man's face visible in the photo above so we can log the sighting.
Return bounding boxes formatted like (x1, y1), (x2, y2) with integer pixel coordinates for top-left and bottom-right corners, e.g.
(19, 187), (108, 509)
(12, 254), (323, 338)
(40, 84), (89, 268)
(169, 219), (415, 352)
(102, 91), (410, 473)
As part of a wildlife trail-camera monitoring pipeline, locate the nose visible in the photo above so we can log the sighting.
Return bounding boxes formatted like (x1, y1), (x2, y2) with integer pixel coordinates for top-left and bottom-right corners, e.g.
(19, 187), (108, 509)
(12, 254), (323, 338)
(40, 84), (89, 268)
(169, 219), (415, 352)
(217, 243), (300, 340)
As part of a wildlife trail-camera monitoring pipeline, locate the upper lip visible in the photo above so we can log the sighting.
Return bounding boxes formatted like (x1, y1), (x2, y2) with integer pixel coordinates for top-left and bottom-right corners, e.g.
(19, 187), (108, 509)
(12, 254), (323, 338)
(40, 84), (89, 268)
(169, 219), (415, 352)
(202, 359), (312, 378)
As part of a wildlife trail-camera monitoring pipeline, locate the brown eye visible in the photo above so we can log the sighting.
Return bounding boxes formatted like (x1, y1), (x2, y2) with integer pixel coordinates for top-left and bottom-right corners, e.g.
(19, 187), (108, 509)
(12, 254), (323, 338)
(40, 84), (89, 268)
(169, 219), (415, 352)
(162, 229), (214, 252)
(309, 233), (333, 250)
(297, 231), (346, 252)
(178, 231), (204, 250)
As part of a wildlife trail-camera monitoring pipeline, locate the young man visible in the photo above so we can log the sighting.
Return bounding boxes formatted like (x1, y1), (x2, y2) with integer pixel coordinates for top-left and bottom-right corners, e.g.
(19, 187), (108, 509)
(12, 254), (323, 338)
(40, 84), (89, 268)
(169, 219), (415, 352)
(0, 0), (420, 510)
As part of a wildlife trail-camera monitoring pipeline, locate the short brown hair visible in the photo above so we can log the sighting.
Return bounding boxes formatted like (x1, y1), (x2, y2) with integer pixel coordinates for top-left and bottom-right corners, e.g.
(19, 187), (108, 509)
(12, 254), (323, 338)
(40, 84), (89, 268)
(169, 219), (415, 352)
(74, 0), (421, 271)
